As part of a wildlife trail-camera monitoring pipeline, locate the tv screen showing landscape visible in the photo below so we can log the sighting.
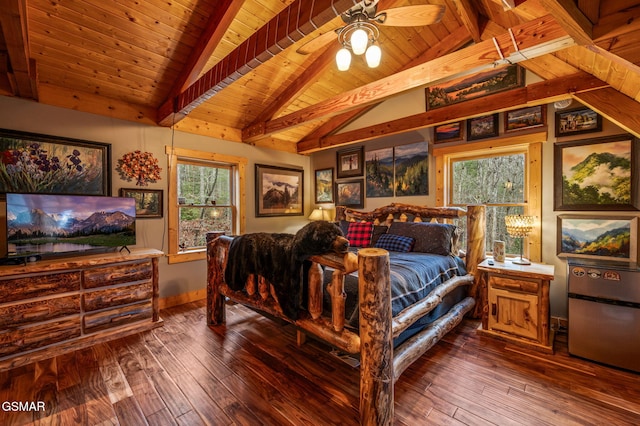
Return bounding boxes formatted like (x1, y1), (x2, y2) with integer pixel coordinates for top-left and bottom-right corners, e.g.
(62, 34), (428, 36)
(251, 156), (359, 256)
(6, 193), (136, 258)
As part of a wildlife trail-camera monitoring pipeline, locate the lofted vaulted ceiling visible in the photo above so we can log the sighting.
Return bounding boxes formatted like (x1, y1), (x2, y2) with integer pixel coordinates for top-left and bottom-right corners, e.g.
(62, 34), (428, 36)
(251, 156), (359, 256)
(1, 0), (640, 154)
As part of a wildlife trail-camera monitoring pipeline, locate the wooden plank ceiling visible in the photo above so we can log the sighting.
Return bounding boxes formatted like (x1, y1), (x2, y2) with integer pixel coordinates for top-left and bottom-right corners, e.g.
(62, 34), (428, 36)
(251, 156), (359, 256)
(1, 0), (640, 153)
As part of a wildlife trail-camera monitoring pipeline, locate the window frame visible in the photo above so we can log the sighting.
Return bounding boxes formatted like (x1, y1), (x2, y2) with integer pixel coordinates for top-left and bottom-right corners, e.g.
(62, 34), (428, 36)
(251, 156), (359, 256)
(434, 133), (544, 262)
(165, 146), (247, 264)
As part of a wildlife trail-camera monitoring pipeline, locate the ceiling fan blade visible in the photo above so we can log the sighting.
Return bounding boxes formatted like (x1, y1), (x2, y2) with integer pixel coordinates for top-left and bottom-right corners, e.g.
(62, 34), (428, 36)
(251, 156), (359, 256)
(378, 5), (445, 27)
(296, 30), (337, 55)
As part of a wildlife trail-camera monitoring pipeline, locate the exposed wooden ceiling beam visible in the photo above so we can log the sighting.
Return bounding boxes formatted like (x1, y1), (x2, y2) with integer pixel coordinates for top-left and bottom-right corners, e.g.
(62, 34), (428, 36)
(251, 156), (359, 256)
(157, 0), (359, 127)
(246, 15), (573, 143)
(297, 71), (607, 152)
(0, 0), (37, 99)
(451, 0), (483, 42)
(535, 0), (593, 45)
(575, 87), (640, 137)
(297, 25), (473, 152)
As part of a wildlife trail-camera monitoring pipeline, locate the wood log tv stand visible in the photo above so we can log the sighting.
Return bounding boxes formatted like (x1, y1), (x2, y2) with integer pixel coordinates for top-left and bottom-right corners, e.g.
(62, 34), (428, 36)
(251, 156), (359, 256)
(0, 248), (163, 371)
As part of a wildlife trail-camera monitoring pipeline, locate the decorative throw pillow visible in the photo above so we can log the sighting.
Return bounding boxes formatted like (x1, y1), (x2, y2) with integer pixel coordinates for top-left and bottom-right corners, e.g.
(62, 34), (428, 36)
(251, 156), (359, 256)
(388, 222), (456, 256)
(346, 221), (374, 248)
(370, 225), (389, 246)
(374, 234), (414, 252)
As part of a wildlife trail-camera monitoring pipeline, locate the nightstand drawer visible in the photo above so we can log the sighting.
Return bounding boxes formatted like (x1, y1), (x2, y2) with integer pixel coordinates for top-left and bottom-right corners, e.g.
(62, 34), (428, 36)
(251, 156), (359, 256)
(489, 274), (539, 294)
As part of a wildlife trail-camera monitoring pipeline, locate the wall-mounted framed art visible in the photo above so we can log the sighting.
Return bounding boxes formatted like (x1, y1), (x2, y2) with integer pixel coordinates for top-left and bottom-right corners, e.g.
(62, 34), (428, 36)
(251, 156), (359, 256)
(505, 105), (546, 132)
(467, 113), (499, 141)
(555, 107), (602, 137)
(119, 188), (163, 218)
(557, 214), (637, 262)
(554, 134), (638, 211)
(426, 64), (524, 110)
(314, 167), (334, 203)
(365, 147), (394, 198)
(336, 179), (364, 208)
(255, 164), (303, 217)
(394, 141), (428, 196)
(336, 146), (364, 178)
(433, 121), (464, 143)
(0, 128), (111, 195)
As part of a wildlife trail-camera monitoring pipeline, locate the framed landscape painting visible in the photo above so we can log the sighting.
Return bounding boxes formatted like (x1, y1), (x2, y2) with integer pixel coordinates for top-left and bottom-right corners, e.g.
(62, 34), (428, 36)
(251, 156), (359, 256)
(426, 64), (524, 110)
(120, 188), (163, 218)
(555, 107), (602, 137)
(255, 164), (303, 217)
(314, 168), (334, 203)
(554, 134), (638, 211)
(434, 121), (464, 143)
(365, 147), (394, 197)
(394, 141), (428, 196)
(557, 215), (637, 262)
(0, 128), (111, 195)
(467, 114), (499, 141)
(505, 105), (546, 132)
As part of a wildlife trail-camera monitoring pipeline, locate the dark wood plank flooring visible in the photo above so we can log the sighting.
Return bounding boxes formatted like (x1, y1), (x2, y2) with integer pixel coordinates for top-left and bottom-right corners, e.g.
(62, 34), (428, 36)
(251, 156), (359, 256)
(1, 299), (639, 425)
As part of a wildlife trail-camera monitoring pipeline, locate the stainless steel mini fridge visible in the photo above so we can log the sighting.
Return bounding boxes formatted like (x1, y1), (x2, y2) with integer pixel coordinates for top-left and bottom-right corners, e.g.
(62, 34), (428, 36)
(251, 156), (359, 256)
(567, 259), (640, 373)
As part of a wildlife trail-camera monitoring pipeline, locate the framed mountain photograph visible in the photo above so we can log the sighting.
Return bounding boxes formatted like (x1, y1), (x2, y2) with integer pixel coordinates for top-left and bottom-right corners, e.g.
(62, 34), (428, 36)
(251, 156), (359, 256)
(557, 215), (637, 262)
(554, 134), (639, 211)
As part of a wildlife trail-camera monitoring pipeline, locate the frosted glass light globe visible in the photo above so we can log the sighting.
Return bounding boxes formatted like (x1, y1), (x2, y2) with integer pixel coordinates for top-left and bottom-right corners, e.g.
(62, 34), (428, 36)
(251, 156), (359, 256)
(365, 44), (381, 68)
(336, 47), (352, 71)
(350, 28), (368, 55)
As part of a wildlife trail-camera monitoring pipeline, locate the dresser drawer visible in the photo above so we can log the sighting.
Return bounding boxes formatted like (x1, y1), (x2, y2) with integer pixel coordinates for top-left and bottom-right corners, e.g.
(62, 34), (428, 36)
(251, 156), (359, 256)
(83, 301), (153, 333)
(0, 317), (81, 357)
(489, 274), (539, 294)
(0, 295), (81, 328)
(83, 260), (153, 289)
(83, 281), (153, 312)
(0, 272), (81, 303)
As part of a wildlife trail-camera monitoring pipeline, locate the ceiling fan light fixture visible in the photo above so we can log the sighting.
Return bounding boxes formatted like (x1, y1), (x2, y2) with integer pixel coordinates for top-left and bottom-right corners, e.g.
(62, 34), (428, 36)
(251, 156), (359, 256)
(365, 44), (381, 68)
(350, 27), (369, 55)
(336, 47), (352, 71)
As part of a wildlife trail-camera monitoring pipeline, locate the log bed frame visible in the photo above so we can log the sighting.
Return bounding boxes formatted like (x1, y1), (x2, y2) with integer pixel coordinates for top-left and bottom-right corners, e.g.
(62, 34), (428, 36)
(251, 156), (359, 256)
(206, 203), (486, 425)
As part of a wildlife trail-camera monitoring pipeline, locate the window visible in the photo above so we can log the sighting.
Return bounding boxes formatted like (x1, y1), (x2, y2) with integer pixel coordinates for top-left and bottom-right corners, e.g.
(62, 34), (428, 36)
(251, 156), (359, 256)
(435, 138), (542, 262)
(166, 147), (246, 263)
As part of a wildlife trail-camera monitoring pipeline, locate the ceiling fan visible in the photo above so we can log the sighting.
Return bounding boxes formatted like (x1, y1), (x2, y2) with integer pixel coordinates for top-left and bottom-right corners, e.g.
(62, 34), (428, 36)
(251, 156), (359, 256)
(296, 0), (446, 67)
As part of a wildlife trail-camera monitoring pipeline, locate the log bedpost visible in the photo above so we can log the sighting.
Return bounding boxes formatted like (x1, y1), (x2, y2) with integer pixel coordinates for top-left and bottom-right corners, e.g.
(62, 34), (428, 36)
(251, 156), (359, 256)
(465, 205), (486, 319)
(358, 248), (393, 426)
(206, 232), (229, 326)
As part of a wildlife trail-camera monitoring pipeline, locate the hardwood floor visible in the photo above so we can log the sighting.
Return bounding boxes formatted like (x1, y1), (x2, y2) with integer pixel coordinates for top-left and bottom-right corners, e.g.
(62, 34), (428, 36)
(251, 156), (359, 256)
(1, 299), (639, 425)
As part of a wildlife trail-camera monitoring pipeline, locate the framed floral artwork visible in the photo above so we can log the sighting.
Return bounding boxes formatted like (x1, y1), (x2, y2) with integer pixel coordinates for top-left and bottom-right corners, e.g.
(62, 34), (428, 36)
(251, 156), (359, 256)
(314, 168), (334, 203)
(0, 128), (111, 195)
(554, 134), (638, 211)
(255, 164), (303, 217)
(336, 146), (364, 178)
(557, 215), (637, 262)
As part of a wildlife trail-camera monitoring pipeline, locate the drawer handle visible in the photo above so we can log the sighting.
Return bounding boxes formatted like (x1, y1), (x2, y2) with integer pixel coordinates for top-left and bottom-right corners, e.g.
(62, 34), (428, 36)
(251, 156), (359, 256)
(491, 303), (497, 317)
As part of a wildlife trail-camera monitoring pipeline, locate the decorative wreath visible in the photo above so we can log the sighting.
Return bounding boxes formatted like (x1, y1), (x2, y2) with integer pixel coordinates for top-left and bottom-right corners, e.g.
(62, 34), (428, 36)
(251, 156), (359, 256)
(117, 150), (162, 186)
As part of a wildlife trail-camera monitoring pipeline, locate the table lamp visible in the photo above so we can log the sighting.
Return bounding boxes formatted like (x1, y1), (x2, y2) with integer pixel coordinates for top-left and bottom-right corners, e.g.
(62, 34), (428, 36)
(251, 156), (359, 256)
(505, 215), (534, 265)
(309, 206), (332, 221)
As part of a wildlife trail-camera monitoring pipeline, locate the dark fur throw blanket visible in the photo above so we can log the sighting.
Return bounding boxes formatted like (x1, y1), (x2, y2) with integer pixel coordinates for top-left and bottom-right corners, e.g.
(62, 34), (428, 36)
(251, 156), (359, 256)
(224, 221), (349, 320)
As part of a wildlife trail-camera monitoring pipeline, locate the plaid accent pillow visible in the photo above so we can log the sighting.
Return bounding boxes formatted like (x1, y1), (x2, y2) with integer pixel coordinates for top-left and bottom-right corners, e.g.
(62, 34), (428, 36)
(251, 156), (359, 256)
(374, 233), (415, 252)
(346, 221), (373, 248)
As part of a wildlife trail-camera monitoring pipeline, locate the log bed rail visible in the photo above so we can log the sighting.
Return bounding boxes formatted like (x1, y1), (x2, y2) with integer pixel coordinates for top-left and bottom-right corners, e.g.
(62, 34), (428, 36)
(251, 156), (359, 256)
(206, 204), (486, 425)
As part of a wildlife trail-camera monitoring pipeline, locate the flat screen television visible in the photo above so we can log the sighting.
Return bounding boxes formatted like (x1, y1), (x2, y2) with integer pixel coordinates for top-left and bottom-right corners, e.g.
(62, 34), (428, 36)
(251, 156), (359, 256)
(4, 193), (136, 259)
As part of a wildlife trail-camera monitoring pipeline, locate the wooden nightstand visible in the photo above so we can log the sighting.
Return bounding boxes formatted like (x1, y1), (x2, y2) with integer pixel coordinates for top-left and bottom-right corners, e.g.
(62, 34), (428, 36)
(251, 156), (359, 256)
(477, 259), (555, 353)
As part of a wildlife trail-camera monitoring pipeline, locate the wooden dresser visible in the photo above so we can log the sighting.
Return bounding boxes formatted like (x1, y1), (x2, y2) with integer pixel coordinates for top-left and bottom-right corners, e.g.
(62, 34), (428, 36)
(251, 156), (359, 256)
(0, 248), (163, 371)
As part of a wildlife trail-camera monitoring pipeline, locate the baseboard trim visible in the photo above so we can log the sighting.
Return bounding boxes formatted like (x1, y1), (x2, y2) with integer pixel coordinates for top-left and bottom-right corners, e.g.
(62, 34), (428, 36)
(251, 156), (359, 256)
(159, 288), (206, 310)
(551, 316), (568, 331)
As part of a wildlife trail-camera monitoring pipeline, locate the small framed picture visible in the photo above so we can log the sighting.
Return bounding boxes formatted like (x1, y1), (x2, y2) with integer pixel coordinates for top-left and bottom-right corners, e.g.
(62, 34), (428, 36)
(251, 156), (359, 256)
(505, 105), (546, 132)
(557, 215), (637, 262)
(434, 121), (464, 143)
(336, 146), (364, 178)
(314, 168), (334, 203)
(119, 188), (163, 218)
(555, 107), (602, 137)
(255, 164), (304, 217)
(336, 179), (364, 208)
(467, 114), (499, 141)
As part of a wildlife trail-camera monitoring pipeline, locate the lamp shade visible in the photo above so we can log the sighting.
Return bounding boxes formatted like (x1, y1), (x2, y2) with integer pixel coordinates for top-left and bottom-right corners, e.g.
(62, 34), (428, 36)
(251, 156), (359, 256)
(505, 215), (534, 237)
(309, 207), (332, 221)
(350, 27), (369, 55)
(336, 47), (352, 71)
(365, 44), (381, 68)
